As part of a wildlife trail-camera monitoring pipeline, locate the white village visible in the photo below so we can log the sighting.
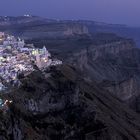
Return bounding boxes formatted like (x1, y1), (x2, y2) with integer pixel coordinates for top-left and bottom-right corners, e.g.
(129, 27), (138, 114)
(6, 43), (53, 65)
(0, 32), (62, 111)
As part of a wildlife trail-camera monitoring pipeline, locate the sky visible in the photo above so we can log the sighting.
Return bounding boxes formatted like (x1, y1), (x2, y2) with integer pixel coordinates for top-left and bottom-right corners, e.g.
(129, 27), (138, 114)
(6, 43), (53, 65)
(0, 0), (140, 26)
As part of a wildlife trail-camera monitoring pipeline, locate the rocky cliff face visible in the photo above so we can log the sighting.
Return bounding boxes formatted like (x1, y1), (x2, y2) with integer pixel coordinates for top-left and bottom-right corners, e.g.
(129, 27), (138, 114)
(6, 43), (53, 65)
(1, 65), (140, 140)
(64, 24), (89, 36)
(62, 34), (140, 112)
(67, 36), (135, 80)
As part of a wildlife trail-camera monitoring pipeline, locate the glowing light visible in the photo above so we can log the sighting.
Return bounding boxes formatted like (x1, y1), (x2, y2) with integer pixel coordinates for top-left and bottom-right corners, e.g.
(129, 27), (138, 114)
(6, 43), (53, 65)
(9, 101), (12, 103)
(32, 50), (39, 55)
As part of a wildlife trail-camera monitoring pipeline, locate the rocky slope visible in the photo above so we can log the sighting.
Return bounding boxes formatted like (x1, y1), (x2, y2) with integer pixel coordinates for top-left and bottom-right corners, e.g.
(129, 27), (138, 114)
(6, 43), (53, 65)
(57, 34), (140, 112)
(25, 33), (140, 112)
(0, 65), (140, 140)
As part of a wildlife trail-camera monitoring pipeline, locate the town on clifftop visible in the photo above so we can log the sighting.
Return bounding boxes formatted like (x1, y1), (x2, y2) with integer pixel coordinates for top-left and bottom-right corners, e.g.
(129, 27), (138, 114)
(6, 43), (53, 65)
(0, 32), (62, 91)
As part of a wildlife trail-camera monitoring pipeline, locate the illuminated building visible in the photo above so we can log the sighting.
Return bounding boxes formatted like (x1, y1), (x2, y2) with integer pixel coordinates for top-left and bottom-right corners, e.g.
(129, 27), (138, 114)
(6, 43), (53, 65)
(18, 39), (25, 48)
(0, 32), (4, 37)
(36, 54), (41, 68)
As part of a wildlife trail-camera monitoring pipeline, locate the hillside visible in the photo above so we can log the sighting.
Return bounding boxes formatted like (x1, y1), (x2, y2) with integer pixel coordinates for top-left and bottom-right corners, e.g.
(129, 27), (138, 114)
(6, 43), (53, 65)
(58, 34), (140, 112)
(1, 16), (140, 139)
(0, 65), (140, 140)
(1, 16), (140, 47)
(25, 31), (140, 112)
(0, 16), (89, 39)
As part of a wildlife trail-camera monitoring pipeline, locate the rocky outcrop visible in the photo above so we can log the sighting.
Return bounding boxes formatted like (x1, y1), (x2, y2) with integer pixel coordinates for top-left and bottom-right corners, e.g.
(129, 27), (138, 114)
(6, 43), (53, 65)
(0, 65), (140, 140)
(64, 24), (89, 36)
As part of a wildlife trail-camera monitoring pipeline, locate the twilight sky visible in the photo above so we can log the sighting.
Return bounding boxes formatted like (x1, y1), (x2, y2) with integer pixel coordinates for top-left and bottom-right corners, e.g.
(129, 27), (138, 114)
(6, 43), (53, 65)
(0, 0), (140, 26)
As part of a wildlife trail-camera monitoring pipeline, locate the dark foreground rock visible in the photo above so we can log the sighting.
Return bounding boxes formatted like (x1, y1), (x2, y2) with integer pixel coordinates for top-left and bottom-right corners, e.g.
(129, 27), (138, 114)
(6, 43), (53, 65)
(0, 65), (140, 140)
